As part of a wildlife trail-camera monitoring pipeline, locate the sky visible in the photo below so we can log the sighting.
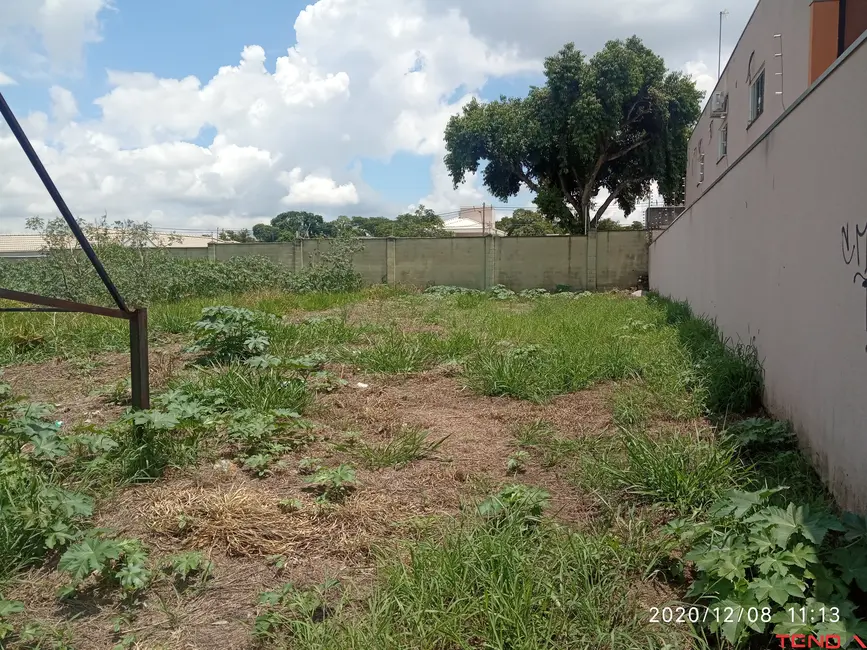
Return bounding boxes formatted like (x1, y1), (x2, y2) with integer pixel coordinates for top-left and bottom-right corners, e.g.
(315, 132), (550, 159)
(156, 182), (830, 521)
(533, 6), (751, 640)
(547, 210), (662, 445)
(0, 0), (757, 234)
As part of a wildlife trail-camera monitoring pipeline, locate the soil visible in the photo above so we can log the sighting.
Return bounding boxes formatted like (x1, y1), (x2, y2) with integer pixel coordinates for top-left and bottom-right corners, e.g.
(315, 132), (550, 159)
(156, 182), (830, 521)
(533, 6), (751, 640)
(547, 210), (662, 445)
(2, 355), (647, 650)
(1, 342), (194, 427)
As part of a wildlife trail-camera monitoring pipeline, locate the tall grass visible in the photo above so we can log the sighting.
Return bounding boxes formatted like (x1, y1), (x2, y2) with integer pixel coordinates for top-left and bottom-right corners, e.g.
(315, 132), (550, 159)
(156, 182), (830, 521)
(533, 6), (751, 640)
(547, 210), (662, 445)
(592, 428), (746, 513)
(259, 513), (683, 649)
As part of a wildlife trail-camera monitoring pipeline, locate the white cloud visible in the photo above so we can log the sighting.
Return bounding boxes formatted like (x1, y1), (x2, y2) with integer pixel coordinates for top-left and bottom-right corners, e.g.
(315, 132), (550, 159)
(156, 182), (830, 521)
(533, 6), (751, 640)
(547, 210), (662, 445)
(0, 0), (741, 231)
(0, 71), (16, 86)
(0, 0), (111, 73)
(49, 85), (78, 122)
(279, 168), (360, 207)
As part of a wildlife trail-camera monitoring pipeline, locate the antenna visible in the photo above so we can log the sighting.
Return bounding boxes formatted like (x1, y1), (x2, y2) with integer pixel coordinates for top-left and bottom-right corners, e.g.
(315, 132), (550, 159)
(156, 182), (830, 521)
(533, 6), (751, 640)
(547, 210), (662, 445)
(718, 9), (730, 79)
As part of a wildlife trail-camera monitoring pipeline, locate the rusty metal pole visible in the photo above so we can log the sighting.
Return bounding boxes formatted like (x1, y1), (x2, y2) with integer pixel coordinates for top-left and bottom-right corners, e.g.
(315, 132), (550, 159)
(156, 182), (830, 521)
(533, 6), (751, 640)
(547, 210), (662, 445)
(129, 309), (150, 411)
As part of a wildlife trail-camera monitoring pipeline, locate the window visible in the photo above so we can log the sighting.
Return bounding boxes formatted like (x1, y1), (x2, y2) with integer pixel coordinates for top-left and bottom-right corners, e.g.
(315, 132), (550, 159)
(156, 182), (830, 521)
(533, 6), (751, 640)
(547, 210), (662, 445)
(698, 139), (705, 184)
(749, 69), (765, 123)
(718, 122), (728, 160)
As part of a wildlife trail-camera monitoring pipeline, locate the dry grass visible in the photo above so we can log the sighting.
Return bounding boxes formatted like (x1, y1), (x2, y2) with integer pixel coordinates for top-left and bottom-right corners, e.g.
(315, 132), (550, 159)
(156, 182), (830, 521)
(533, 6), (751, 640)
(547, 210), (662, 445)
(146, 483), (398, 560)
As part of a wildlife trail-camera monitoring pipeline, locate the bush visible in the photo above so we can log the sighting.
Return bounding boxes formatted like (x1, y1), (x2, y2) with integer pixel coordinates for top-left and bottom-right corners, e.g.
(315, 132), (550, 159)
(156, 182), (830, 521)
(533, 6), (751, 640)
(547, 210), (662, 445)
(190, 306), (276, 361)
(0, 217), (366, 307)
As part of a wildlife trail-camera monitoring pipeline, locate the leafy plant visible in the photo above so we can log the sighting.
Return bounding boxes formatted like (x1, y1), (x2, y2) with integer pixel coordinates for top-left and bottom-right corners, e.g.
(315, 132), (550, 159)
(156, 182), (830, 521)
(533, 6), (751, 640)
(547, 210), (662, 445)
(279, 498), (304, 513)
(506, 451), (529, 474)
(190, 306), (276, 361)
(726, 418), (795, 450)
(668, 489), (867, 646)
(476, 484), (550, 531)
(254, 579), (342, 642)
(0, 388), (95, 576)
(297, 458), (323, 475)
(226, 409), (316, 477)
(165, 551), (213, 584)
(0, 599), (24, 641)
(57, 533), (151, 597)
(304, 465), (358, 502)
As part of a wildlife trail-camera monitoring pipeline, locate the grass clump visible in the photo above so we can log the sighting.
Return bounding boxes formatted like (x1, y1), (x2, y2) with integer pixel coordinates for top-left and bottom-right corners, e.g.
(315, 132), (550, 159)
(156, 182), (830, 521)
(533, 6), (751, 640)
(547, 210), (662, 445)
(593, 428), (746, 514)
(353, 425), (447, 469)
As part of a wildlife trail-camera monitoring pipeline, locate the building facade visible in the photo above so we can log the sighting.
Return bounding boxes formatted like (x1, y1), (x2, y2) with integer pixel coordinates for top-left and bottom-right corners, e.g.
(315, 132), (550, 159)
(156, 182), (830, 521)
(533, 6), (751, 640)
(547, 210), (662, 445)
(685, 0), (867, 206)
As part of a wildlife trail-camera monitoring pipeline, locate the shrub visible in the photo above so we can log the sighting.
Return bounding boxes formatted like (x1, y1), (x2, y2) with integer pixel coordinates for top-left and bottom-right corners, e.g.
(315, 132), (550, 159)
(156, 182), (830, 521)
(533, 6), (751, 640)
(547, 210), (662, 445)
(190, 306), (276, 361)
(668, 490), (867, 646)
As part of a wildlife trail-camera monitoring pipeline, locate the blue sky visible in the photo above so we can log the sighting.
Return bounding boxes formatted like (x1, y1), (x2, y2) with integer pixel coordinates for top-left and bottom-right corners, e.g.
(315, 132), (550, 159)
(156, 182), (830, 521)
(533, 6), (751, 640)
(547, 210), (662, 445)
(0, 0), (749, 232)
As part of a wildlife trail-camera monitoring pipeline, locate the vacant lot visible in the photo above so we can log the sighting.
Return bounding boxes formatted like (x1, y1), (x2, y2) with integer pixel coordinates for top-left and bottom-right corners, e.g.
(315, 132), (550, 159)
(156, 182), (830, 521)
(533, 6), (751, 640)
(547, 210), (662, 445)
(1, 285), (860, 650)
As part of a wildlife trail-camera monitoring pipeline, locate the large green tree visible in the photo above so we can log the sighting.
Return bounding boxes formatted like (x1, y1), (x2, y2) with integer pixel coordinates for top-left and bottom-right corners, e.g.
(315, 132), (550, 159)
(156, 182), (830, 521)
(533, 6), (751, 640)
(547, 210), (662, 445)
(443, 37), (702, 234)
(251, 211), (336, 241)
(497, 208), (567, 236)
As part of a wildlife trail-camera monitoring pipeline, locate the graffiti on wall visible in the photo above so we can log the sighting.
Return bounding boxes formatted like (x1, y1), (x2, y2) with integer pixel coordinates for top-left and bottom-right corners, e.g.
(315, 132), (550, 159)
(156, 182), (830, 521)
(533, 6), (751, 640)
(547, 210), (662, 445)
(842, 222), (867, 352)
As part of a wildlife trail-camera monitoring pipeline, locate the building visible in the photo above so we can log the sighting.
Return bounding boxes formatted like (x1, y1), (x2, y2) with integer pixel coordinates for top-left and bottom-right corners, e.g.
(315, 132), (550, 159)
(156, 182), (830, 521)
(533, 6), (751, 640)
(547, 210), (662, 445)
(0, 231), (221, 259)
(645, 206), (684, 230)
(685, 0), (867, 205)
(650, 0), (867, 508)
(442, 205), (505, 237)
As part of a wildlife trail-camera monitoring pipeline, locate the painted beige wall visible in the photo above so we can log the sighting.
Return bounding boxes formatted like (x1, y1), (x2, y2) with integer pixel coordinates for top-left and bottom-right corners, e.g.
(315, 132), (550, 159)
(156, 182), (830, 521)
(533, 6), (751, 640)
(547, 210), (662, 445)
(686, 0), (812, 205)
(175, 232), (649, 292)
(650, 36), (867, 510)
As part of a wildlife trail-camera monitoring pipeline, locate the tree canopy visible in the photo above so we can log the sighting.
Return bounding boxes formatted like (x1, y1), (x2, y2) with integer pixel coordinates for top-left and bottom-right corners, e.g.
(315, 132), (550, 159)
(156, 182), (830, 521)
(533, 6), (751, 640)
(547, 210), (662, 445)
(497, 209), (567, 236)
(443, 37), (702, 234)
(250, 205), (449, 240)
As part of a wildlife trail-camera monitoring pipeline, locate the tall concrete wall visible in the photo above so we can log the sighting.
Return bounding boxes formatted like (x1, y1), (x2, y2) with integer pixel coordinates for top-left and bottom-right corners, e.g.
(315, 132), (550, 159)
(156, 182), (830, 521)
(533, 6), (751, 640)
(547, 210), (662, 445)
(162, 231), (649, 292)
(649, 35), (867, 510)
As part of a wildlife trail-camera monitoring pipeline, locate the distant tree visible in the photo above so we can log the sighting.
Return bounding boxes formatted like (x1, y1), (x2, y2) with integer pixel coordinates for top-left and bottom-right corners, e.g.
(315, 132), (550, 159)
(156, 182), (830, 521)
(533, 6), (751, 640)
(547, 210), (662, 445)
(251, 211), (336, 240)
(347, 216), (398, 237)
(251, 224), (280, 242)
(219, 229), (254, 242)
(443, 37), (702, 234)
(392, 205), (450, 237)
(498, 208), (567, 236)
(596, 218), (646, 231)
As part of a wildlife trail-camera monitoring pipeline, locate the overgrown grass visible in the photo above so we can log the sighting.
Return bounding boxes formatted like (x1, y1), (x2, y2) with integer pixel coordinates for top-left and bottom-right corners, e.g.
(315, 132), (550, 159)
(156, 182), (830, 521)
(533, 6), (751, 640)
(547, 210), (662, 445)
(589, 427), (747, 514)
(255, 508), (684, 649)
(184, 365), (313, 414)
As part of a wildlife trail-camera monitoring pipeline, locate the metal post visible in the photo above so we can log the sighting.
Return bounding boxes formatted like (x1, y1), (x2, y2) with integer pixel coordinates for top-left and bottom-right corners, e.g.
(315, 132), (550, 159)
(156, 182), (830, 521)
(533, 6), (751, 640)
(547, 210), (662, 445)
(718, 10), (729, 79)
(129, 309), (150, 411)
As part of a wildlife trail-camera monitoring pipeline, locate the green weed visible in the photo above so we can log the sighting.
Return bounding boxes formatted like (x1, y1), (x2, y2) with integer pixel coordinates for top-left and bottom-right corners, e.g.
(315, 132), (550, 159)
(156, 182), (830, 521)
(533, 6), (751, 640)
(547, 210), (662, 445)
(352, 425), (447, 469)
(597, 428), (745, 513)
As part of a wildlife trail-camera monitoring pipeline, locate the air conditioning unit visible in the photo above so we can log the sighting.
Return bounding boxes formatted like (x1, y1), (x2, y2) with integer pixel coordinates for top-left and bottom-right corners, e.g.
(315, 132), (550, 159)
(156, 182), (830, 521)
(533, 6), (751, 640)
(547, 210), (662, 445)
(710, 91), (728, 118)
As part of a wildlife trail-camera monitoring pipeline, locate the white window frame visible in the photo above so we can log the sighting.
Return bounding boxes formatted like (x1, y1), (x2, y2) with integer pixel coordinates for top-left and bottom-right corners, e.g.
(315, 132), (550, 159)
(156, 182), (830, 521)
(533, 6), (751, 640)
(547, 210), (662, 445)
(718, 122), (728, 161)
(749, 68), (765, 124)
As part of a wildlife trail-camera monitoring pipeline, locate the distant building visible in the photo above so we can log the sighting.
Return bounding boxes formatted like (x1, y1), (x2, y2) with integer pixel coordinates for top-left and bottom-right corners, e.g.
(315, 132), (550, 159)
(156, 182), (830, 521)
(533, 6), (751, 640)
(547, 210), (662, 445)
(0, 231), (221, 258)
(645, 206), (684, 230)
(442, 206), (505, 237)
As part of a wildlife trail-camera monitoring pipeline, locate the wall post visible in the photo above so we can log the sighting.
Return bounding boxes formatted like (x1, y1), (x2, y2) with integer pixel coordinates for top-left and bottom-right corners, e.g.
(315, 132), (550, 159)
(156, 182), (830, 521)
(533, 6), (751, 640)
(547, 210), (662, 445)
(293, 239), (304, 273)
(586, 231), (598, 291)
(207, 242), (216, 262)
(386, 237), (397, 285)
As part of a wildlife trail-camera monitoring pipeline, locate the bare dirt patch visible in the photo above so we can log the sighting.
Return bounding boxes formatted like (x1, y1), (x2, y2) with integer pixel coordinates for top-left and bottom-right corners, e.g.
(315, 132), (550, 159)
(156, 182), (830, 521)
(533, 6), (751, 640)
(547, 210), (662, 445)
(1, 341), (193, 427)
(312, 369), (615, 522)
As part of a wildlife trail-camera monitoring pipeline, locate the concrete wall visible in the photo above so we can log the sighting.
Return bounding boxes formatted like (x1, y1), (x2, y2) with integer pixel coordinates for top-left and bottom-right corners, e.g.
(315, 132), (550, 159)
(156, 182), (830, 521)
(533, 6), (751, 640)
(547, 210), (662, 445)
(649, 34), (867, 510)
(161, 231), (648, 292)
(686, 0), (812, 205)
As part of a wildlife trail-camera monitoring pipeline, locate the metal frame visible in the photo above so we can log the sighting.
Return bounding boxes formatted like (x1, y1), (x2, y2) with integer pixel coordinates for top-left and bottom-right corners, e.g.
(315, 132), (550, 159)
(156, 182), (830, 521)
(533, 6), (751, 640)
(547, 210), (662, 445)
(0, 91), (149, 410)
